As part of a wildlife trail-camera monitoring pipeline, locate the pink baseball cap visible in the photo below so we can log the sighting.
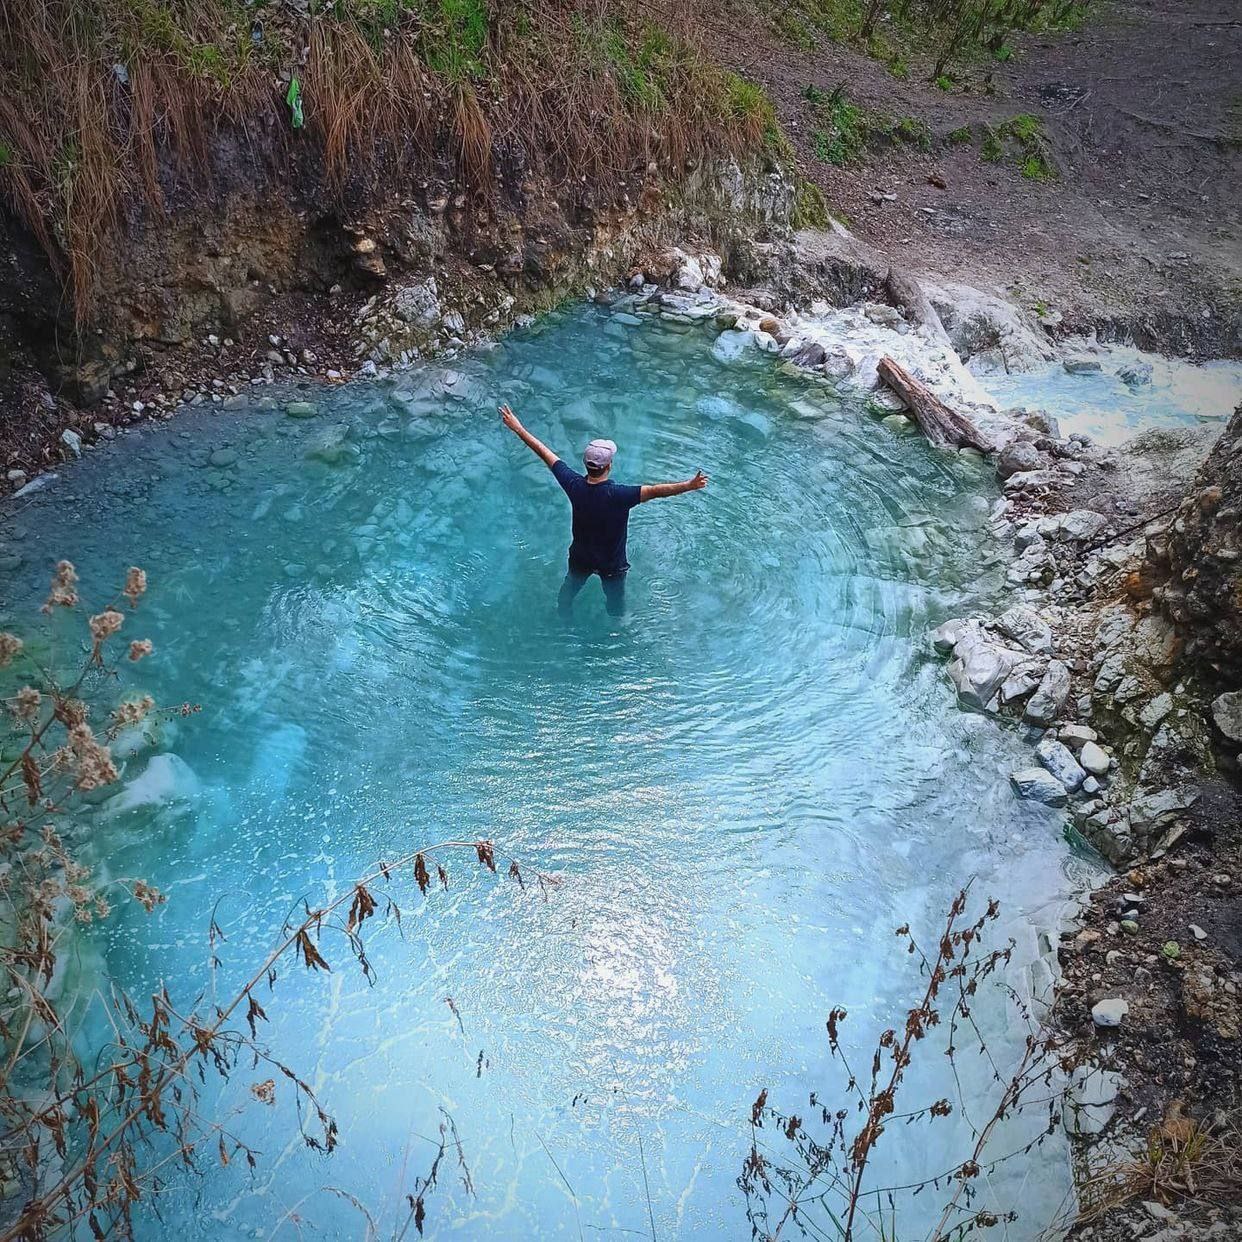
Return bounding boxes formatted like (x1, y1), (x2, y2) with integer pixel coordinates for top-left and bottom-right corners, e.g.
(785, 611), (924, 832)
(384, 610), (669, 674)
(583, 439), (617, 469)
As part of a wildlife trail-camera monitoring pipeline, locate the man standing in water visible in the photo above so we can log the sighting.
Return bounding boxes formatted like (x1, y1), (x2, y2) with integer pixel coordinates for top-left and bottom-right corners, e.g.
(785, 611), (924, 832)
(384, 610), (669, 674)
(500, 404), (708, 616)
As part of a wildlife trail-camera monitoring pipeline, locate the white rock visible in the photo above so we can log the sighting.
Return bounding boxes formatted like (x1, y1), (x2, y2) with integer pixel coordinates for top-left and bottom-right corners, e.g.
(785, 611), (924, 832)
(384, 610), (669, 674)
(60, 429), (82, 458)
(1060, 724), (1098, 749)
(993, 605), (1053, 654)
(1036, 738), (1087, 791)
(1211, 690), (1242, 744)
(931, 618), (970, 654)
(1091, 998), (1128, 1028)
(1079, 741), (1111, 776)
(948, 640), (1015, 709)
(1058, 509), (1108, 541)
(1025, 660), (1071, 725)
(1010, 768), (1068, 806)
(1189, 924), (1207, 942)
(675, 254), (704, 292)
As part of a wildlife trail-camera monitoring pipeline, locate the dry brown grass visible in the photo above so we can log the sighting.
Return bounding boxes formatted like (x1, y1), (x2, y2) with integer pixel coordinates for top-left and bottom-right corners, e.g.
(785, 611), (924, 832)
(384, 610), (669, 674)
(0, 1), (780, 326)
(1075, 1108), (1242, 1224)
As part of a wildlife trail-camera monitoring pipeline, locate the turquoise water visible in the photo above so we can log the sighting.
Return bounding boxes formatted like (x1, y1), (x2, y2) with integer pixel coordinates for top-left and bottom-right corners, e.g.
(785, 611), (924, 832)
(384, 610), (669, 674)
(3, 307), (1090, 1238)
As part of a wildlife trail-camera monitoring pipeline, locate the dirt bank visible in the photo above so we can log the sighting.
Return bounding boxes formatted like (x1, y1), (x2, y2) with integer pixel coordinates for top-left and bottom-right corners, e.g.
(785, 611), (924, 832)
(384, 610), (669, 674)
(705, 0), (1242, 356)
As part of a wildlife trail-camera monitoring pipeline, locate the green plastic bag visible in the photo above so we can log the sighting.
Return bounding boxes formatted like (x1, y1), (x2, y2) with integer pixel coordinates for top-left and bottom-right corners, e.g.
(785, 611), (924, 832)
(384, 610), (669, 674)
(286, 77), (304, 129)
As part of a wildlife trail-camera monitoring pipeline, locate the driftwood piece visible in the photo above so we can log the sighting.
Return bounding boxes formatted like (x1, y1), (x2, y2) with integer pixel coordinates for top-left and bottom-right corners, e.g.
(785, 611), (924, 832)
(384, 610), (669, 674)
(877, 356), (994, 453)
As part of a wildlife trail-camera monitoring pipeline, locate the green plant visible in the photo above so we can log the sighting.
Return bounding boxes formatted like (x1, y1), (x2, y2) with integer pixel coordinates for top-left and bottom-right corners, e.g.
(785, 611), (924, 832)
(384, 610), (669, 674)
(934, 73), (954, 91)
(993, 42), (1014, 61)
(792, 179), (831, 229)
(887, 54), (909, 79)
(806, 86), (868, 166)
(1007, 112), (1043, 142)
(981, 128), (1003, 161)
(947, 125), (973, 145)
(1021, 152), (1052, 180)
(891, 115), (930, 149)
(420, 0), (489, 80)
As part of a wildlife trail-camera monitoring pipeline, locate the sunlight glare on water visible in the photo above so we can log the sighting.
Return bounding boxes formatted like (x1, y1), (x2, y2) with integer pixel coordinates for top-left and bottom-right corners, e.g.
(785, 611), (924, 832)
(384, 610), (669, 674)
(5, 306), (1097, 1239)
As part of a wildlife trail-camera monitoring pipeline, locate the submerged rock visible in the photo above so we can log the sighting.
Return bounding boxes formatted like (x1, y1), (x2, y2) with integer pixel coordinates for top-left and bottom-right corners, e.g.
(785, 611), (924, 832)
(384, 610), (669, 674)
(286, 401), (318, 418)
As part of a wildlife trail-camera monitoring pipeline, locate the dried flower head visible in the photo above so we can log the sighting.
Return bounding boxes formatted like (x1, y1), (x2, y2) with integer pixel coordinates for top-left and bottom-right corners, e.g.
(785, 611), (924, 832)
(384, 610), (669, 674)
(131, 880), (166, 913)
(67, 723), (118, 791)
(123, 567), (147, 608)
(88, 609), (124, 643)
(11, 686), (41, 722)
(88, 609), (124, 665)
(112, 695), (155, 728)
(0, 632), (22, 667)
(128, 639), (153, 662)
(42, 560), (79, 612)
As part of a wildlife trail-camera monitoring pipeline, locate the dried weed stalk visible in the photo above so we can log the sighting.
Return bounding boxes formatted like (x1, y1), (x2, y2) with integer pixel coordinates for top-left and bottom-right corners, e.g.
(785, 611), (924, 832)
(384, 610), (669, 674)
(740, 887), (1081, 1240)
(0, 559), (539, 1239)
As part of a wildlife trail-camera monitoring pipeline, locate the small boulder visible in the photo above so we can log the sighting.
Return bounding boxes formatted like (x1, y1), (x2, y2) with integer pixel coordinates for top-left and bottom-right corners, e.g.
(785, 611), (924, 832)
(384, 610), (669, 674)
(1060, 724), (1098, 749)
(1079, 741), (1110, 776)
(1036, 738), (1087, 791)
(1064, 358), (1103, 375)
(996, 440), (1045, 479)
(1211, 691), (1242, 744)
(1058, 509), (1108, 542)
(1009, 768), (1068, 806)
(1025, 660), (1071, 725)
(1091, 997), (1128, 1028)
(993, 605), (1053, 654)
(1118, 361), (1153, 388)
(61, 428), (83, 458)
(931, 618), (970, 654)
(948, 640), (1014, 709)
(286, 401), (318, 418)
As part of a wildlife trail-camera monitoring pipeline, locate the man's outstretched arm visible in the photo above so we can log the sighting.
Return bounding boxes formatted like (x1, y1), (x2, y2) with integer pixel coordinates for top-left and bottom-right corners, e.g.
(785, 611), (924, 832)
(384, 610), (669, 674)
(639, 471), (709, 502)
(500, 404), (559, 469)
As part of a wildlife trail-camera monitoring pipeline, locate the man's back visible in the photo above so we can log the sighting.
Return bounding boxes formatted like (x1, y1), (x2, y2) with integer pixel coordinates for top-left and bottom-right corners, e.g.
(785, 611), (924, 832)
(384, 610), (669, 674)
(551, 460), (641, 576)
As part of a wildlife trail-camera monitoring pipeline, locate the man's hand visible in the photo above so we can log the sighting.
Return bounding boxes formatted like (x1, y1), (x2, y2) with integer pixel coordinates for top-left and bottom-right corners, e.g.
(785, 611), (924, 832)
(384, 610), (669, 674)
(500, 404), (559, 469)
(638, 470), (710, 503)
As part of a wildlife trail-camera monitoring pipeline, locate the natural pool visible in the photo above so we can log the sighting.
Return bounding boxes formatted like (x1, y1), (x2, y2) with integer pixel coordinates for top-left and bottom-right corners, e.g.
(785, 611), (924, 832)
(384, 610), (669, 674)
(4, 306), (1097, 1238)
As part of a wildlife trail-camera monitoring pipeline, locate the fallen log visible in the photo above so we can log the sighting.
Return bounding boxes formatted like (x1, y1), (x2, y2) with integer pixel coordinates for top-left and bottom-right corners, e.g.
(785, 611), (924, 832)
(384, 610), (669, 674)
(877, 356), (994, 453)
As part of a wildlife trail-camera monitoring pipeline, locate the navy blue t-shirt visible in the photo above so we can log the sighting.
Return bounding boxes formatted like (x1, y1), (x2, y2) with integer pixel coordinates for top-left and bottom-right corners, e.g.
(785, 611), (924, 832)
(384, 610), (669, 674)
(551, 460), (642, 575)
